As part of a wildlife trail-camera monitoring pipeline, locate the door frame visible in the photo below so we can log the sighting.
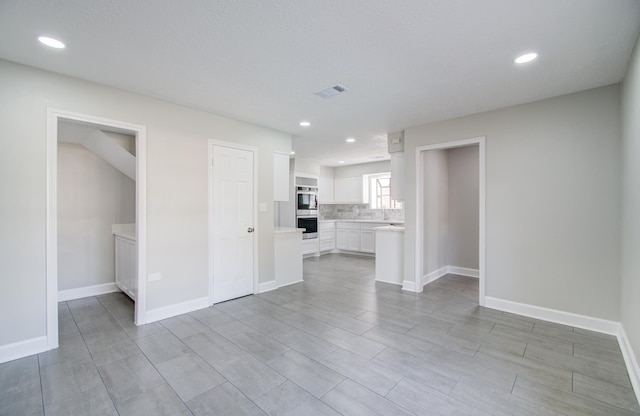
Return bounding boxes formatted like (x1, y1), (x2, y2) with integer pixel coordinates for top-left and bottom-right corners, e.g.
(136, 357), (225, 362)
(413, 136), (486, 306)
(46, 108), (148, 350)
(208, 139), (259, 305)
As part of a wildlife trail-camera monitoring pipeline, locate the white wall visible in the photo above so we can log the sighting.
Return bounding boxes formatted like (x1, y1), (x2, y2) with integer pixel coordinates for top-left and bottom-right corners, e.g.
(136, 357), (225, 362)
(423, 150), (449, 276)
(334, 160), (390, 178)
(319, 165), (334, 179)
(621, 35), (640, 373)
(448, 145), (479, 270)
(405, 85), (621, 320)
(0, 59), (290, 348)
(58, 135), (135, 290)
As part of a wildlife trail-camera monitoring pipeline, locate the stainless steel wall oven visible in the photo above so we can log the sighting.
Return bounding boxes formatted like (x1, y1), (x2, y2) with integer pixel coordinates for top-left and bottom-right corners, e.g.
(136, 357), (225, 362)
(297, 216), (318, 239)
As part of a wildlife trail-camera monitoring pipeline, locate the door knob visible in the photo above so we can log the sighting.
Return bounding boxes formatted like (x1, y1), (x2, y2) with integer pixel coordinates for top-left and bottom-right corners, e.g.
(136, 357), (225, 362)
(247, 227), (255, 233)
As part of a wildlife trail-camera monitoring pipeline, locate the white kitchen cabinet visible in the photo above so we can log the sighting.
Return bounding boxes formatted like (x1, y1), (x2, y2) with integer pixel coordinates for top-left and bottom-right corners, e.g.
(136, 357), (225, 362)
(115, 235), (136, 300)
(273, 152), (290, 201)
(302, 238), (319, 256)
(319, 177), (334, 204)
(335, 221), (388, 254)
(336, 222), (361, 251)
(334, 177), (363, 203)
(318, 221), (335, 252)
(335, 229), (348, 250)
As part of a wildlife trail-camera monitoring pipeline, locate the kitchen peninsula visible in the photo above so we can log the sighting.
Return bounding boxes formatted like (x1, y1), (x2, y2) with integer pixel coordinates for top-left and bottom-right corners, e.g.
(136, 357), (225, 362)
(274, 226), (304, 287)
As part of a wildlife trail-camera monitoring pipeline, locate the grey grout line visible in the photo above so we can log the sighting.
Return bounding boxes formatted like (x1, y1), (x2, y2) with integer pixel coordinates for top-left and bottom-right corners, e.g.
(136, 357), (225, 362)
(36, 354), (45, 416)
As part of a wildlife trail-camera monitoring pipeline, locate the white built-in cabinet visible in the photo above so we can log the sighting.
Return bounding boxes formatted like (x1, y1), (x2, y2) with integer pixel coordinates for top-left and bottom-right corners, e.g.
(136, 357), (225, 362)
(273, 152), (290, 201)
(360, 224), (377, 253)
(336, 221), (386, 253)
(319, 221), (336, 252)
(334, 177), (363, 203)
(302, 238), (319, 255)
(319, 177), (334, 204)
(115, 235), (137, 300)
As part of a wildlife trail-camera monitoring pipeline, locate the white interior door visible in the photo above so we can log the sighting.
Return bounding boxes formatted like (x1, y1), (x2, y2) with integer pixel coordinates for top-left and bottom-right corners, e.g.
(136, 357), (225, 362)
(211, 144), (255, 303)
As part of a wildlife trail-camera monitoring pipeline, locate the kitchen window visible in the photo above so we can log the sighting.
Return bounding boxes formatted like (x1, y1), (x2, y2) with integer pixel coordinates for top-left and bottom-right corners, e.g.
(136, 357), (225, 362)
(364, 172), (402, 209)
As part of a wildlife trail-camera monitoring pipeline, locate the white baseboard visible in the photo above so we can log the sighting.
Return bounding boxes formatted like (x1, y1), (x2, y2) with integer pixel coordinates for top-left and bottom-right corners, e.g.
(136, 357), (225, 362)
(402, 280), (417, 292)
(618, 325), (640, 404)
(404, 265), (481, 292)
(485, 296), (640, 404)
(421, 266), (449, 287)
(58, 282), (120, 302)
(258, 279), (304, 294)
(278, 279), (304, 289)
(258, 280), (278, 294)
(145, 297), (209, 324)
(375, 277), (403, 286)
(484, 296), (620, 335)
(447, 266), (479, 278)
(0, 336), (48, 364)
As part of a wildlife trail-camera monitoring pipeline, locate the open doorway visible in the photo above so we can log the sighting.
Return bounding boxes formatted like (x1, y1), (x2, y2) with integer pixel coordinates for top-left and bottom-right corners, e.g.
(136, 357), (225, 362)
(45, 109), (147, 351)
(413, 137), (485, 306)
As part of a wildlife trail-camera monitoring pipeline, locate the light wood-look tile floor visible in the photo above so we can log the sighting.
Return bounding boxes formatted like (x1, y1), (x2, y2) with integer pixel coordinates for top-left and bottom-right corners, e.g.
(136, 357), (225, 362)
(1, 253), (638, 415)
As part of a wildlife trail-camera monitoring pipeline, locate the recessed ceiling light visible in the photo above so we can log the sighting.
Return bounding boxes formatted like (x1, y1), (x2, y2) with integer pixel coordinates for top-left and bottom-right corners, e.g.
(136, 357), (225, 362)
(346, 137), (356, 143)
(38, 36), (65, 49)
(299, 121), (311, 127)
(338, 160), (345, 164)
(514, 52), (538, 64)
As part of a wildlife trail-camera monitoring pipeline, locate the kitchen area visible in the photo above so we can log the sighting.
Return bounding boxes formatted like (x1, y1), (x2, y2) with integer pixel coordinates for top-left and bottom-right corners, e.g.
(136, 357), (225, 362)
(274, 155), (406, 287)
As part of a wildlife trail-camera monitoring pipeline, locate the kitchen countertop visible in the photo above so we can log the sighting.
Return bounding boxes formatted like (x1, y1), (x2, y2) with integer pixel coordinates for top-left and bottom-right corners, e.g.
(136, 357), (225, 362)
(320, 219), (404, 224)
(374, 225), (405, 232)
(274, 226), (305, 234)
(112, 223), (135, 240)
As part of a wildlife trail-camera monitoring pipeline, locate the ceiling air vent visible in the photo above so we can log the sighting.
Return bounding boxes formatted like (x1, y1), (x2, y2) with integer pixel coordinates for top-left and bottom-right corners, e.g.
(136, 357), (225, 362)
(314, 84), (349, 99)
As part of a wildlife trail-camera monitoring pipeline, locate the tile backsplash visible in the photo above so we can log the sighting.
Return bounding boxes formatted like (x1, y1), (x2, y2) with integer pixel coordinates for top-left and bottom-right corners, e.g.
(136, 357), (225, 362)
(319, 204), (405, 222)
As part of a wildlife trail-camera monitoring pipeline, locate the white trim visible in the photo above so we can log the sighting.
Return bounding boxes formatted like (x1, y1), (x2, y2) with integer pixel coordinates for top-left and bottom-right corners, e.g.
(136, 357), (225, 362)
(618, 325), (640, 404)
(401, 280), (416, 292)
(484, 296), (620, 335)
(414, 137), (486, 305)
(45, 111), (59, 350)
(375, 278), (403, 286)
(447, 266), (479, 278)
(258, 280), (278, 293)
(46, 109), (148, 344)
(403, 265), (480, 292)
(145, 297), (210, 324)
(0, 336), (48, 365)
(422, 266), (449, 286)
(208, 140), (259, 305)
(278, 279), (304, 288)
(135, 123), (148, 325)
(58, 283), (120, 302)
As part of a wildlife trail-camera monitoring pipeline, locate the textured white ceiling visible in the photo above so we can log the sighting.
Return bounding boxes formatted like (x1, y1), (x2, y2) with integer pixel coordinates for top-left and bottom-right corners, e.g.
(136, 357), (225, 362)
(0, 0), (639, 166)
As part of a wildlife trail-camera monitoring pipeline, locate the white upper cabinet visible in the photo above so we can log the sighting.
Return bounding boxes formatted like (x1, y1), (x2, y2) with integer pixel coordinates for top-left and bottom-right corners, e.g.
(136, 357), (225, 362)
(334, 177), (363, 203)
(273, 152), (290, 201)
(319, 177), (334, 204)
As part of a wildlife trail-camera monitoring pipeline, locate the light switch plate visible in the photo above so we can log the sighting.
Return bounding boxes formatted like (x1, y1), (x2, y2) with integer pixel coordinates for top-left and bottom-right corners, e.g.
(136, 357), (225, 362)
(148, 272), (161, 282)
(259, 202), (268, 212)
